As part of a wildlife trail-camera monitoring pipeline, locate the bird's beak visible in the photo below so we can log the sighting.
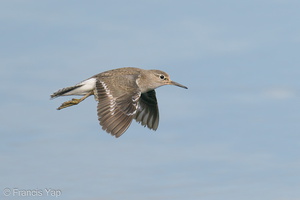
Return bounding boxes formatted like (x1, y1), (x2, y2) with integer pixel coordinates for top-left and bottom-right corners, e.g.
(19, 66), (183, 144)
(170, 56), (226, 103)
(169, 80), (188, 89)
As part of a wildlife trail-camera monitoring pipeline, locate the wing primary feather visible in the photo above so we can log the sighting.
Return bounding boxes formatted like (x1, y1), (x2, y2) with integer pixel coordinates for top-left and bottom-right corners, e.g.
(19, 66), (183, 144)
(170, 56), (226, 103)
(95, 79), (140, 136)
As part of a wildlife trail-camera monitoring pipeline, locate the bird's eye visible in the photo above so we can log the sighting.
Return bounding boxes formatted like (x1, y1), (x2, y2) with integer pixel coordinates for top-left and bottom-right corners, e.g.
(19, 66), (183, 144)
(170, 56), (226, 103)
(160, 75), (165, 80)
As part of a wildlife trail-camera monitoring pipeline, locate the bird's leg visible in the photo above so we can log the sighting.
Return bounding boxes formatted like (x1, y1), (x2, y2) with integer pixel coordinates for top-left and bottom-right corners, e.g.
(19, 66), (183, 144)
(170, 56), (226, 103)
(57, 91), (93, 110)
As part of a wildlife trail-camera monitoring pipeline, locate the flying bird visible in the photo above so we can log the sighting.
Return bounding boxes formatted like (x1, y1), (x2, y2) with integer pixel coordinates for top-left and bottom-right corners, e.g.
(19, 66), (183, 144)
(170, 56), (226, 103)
(51, 67), (188, 137)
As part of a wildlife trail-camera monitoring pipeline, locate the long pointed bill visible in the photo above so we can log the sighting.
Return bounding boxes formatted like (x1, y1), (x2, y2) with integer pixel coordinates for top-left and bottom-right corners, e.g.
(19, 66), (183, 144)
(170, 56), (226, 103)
(169, 81), (188, 89)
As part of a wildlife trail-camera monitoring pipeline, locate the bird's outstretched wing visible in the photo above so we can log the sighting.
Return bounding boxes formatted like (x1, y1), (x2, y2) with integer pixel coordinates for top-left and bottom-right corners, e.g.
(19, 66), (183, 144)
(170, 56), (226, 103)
(95, 80), (141, 137)
(134, 90), (159, 130)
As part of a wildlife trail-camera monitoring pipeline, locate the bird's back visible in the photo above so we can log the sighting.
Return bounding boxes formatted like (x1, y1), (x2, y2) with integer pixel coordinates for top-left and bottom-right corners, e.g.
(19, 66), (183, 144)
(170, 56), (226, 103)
(92, 67), (143, 97)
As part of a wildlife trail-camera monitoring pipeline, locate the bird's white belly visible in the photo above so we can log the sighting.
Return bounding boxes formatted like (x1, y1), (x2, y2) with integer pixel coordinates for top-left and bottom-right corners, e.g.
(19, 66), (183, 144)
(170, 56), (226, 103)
(66, 78), (96, 95)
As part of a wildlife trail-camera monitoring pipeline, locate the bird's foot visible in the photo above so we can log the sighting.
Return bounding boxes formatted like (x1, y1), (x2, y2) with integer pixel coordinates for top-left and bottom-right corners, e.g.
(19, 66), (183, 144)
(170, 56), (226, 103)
(57, 98), (81, 110)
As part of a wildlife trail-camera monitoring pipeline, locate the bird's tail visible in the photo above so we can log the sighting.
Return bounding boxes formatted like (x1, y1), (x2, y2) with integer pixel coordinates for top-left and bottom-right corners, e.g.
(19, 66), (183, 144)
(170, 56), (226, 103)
(50, 85), (82, 99)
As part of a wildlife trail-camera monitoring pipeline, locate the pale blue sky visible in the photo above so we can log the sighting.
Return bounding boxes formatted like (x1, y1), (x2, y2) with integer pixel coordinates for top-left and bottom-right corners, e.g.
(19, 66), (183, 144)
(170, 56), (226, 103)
(1, 1), (300, 200)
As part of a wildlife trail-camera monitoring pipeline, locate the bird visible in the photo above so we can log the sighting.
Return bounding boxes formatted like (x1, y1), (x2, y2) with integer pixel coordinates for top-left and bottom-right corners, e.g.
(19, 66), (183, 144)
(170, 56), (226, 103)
(50, 67), (188, 137)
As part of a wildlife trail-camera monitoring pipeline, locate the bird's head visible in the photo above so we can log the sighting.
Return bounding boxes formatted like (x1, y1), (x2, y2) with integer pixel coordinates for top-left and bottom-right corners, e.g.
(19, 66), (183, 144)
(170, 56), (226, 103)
(142, 70), (188, 92)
